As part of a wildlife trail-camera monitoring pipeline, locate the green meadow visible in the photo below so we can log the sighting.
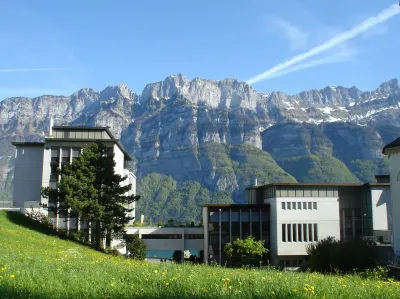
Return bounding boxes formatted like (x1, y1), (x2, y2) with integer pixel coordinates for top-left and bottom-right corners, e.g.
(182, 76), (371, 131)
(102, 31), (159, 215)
(0, 211), (399, 299)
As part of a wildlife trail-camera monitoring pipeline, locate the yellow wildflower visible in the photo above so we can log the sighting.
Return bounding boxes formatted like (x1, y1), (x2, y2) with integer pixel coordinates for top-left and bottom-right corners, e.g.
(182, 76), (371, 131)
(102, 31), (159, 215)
(9, 274), (15, 278)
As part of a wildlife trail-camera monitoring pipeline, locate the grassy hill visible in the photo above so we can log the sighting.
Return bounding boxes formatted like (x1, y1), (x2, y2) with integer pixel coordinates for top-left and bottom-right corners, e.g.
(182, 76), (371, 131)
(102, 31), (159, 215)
(1, 211), (399, 299)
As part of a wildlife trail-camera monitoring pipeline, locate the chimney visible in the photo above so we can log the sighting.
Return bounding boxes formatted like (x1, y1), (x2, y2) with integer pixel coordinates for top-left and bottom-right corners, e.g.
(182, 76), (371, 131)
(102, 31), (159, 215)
(254, 178), (258, 186)
(49, 118), (54, 137)
(140, 214), (144, 224)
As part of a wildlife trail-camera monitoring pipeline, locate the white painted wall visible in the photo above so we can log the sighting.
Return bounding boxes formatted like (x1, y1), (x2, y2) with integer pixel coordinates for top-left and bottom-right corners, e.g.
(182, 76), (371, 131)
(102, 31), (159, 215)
(113, 144), (124, 176)
(112, 227), (204, 255)
(266, 197), (340, 257)
(387, 152), (400, 256)
(13, 146), (44, 208)
(370, 186), (392, 231)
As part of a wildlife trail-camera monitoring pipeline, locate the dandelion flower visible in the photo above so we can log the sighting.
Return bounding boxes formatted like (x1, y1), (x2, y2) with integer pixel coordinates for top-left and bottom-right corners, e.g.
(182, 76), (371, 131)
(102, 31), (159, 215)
(9, 274), (15, 278)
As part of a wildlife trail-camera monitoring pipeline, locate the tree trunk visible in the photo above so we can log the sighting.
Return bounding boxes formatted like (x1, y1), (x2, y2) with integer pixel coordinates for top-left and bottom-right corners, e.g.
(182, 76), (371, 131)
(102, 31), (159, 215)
(95, 220), (102, 250)
(106, 230), (112, 249)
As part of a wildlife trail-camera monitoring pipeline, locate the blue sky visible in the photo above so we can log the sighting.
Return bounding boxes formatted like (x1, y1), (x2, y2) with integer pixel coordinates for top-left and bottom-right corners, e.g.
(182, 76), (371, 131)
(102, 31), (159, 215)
(0, 0), (399, 99)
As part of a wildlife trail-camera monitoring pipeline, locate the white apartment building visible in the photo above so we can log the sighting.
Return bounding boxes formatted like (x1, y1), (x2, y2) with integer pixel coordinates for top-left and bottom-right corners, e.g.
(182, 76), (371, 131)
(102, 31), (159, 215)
(12, 121), (136, 231)
(383, 138), (400, 257)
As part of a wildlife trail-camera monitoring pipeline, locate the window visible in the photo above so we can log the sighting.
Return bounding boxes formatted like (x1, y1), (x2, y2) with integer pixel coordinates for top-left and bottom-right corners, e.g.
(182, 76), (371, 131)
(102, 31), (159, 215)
(287, 224), (292, 242)
(51, 147), (60, 163)
(314, 224), (318, 242)
(282, 224), (286, 242)
(72, 147), (81, 160)
(292, 202), (296, 210)
(282, 202), (286, 210)
(298, 224), (302, 242)
(287, 202), (291, 210)
(308, 224), (313, 242)
(308, 202), (312, 210)
(293, 224), (297, 242)
(303, 224), (307, 241)
(62, 147), (70, 164)
(297, 202), (302, 210)
(313, 202), (317, 210)
(303, 202), (307, 210)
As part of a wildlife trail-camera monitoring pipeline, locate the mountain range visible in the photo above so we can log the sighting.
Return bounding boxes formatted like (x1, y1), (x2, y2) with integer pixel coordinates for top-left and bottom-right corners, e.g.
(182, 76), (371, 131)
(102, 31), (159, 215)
(1, 74), (399, 223)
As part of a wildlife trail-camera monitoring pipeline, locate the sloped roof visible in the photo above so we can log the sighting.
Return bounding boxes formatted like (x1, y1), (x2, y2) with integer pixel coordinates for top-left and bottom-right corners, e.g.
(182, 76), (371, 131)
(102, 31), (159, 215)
(382, 137), (400, 154)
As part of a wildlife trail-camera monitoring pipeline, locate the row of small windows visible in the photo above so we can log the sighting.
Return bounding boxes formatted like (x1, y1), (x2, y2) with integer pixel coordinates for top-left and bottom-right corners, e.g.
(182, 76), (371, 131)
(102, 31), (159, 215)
(53, 130), (109, 140)
(279, 259), (304, 268)
(281, 201), (317, 210)
(264, 186), (339, 199)
(141, 234), (204, 240)
(282, 223), (318, 243)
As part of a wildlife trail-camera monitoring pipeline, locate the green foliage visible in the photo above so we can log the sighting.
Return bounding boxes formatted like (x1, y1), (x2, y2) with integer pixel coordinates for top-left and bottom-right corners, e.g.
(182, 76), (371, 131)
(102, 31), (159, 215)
(365, 266), (390, 281)
(172, 250), (182, 263)
(125, 234), (146, 260)
(350, 159), (389, 182)
(306, 236), (379, 273)
(278, 154), (359, 183)
(224, 236), (268, 267)
(137, 173), (233, 224)
(1, 211), (400, 299)
(41, 142), (140, 250)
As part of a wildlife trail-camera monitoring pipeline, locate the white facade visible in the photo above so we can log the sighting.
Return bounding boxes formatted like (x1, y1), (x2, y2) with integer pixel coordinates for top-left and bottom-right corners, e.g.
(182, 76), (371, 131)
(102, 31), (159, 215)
(12, 124), (137, 230)
(267, 197), (340, 259)
(383, 147), (400, 256)
(112, 227), (204, 260)
(13, 144), (45, 209)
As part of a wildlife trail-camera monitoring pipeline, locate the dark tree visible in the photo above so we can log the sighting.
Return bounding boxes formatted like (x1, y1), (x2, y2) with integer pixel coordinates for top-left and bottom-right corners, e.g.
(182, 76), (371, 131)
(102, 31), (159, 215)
(42, 141), (140, 250)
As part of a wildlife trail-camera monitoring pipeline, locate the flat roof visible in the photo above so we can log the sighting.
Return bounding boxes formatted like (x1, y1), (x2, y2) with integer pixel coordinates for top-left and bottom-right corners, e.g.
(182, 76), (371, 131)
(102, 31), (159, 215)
(52, 126), (116, 139)
(383, 137), (400, 154)
(203, 204), (269, 208)
(45, 138), (132, 161)
(11, 142), (45, 146)
(246, 182), (362, 190)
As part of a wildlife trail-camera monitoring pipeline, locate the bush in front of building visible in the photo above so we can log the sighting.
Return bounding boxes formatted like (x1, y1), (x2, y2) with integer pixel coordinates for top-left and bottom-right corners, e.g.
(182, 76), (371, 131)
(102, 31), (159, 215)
(306, 236), (378, 273)
(224, 236), (268, 267)
(125, 234), (147, 260)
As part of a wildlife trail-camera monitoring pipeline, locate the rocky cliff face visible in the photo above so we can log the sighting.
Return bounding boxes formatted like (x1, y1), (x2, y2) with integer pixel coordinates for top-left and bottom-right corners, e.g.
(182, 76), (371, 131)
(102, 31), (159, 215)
(0, 75), (399, 208)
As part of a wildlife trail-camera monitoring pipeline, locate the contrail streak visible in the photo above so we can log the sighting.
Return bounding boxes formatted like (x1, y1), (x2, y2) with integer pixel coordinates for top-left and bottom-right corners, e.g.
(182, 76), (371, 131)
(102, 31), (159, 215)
(0, 68), (66, 73)
(246, 3), (400, 84)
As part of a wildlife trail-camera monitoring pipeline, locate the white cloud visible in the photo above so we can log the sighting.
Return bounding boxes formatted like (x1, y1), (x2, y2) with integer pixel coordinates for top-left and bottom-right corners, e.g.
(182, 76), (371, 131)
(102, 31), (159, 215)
(247, 4), (400, 85)
(264, 15), (308, 51)
(266, 46), (360, 80)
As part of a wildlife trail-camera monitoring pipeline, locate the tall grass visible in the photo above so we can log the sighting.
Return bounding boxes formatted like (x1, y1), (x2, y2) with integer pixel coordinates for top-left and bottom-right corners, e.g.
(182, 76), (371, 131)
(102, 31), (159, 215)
(0, 211), (399, 298)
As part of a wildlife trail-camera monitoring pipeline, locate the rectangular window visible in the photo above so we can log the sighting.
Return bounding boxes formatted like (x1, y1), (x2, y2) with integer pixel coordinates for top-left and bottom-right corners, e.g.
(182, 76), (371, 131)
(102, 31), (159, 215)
(282, 224), (286, 242)
(313, 202), (317, 210)
(308, 224), (313, 242)
(287, 224), (292, 242)
(314, 224), (318, 242)
(297, 202), (302, 210)
(308, 202), (312, 210)
(72, 147), (81, 159)
(293, 224), (297, 242)
(298, 224), (302, 242)
(287, 202), (291, 210)
(303, 202), (307, 210)
(51, 147), (60, 163)
(303, 224), (307, 241)
(281, 202), (286, 210)
(292, 202), (296, 210)
(62, 147), (70, 164)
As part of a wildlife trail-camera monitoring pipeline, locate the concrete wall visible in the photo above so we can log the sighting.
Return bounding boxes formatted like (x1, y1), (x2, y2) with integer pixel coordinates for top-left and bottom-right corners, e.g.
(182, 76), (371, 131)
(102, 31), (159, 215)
(371, 186), (392, 231)
(113, 226), (204, 256)
(13, 146), (44, 208)
(388, 152), (400, 256)
(268, 197), (340, 257)
(113, 144), (124, 176)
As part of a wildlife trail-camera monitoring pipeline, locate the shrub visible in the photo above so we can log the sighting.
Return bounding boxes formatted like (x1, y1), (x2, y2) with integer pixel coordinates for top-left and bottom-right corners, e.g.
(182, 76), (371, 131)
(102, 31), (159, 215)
(306, 236), (378, 273)
(224, 236), (268, 267)
(125, 234), (146, 260)
(105, 248), (123, 257)
(172, 250), (182, 263)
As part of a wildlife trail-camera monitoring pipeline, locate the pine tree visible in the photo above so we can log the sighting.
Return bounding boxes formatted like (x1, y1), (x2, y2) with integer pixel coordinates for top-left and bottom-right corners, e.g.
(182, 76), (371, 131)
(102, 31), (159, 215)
(42, 141), (140, 251)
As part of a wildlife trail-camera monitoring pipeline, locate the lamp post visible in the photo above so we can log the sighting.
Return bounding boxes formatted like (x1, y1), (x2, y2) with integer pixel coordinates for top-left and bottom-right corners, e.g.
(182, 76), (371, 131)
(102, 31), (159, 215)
(219, 208), (222, 266)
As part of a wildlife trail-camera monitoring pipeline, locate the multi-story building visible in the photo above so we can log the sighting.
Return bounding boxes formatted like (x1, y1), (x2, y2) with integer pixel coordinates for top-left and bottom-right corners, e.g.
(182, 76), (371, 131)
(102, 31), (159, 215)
(12, 120), (136, 232)
(202, 178), (391, 267)
(383, 138), (400, 257)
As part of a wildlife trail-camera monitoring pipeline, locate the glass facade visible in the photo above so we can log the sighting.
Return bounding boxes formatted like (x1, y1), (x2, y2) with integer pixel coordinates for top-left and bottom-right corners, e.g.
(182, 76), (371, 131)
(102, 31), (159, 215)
(207, 206), (269, 265)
